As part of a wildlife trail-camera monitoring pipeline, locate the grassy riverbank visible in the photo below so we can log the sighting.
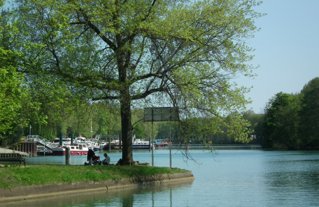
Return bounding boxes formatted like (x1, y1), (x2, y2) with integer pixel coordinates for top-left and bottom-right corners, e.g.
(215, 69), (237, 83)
(0, 165), (189, 189)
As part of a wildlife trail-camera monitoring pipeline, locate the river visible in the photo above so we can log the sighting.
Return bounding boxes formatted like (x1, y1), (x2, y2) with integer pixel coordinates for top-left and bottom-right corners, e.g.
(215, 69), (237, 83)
(3, 147), (319, 207)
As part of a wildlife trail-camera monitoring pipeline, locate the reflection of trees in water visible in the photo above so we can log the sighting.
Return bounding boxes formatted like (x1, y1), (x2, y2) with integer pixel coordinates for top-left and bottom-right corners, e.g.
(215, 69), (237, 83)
(121, 192), (134, 207)
(2, 183), (193, 207)
(266, 160), (319, 192)
(120, 185), (175, 207)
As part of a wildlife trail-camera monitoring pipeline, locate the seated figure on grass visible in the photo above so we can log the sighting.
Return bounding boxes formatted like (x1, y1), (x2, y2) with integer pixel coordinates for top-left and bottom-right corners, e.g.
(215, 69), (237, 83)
(102, 153), (110, 165)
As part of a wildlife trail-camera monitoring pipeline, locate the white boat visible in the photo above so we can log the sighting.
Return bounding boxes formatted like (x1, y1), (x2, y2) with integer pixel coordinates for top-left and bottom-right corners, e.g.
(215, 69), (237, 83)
(85, 139), (100, 151)
(52, 137), (90, 156)
(106, 138), (153, 149)
(52, 143), (89, 156)
(53, 137), (71, 145)
(93, 143), (100, 151)
(99, 142), (107, 150)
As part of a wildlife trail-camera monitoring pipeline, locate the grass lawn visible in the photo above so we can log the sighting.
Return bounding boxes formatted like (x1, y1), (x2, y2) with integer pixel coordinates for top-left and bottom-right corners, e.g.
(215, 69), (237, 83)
(0, 164), (189, 189)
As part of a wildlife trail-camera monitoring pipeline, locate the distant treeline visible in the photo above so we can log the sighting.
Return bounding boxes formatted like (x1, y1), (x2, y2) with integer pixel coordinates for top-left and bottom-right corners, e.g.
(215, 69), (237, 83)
(176, 76), (319, 149)
(2, 72), (318, 149)
(260, 77), (319, 150)
(243, 77), (319, 150)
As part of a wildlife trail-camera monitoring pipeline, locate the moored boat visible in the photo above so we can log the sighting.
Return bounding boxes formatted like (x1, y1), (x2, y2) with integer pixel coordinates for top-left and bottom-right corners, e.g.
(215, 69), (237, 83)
(52, 143), (89, 156)
(155, 142), (169, 147)
(103, 138), (153, 150)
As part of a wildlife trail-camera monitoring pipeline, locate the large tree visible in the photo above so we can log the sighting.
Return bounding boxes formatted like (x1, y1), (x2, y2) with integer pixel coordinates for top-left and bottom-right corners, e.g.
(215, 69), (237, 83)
(12, 0), (262, 164)
(299, 77), (319, 149)
(262, 92), (300, 149)
(0, 4), (42, 142)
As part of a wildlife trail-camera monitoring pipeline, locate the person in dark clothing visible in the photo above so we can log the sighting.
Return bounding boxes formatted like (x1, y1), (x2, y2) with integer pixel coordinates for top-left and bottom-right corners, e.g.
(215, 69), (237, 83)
(87, 148), (95, 165)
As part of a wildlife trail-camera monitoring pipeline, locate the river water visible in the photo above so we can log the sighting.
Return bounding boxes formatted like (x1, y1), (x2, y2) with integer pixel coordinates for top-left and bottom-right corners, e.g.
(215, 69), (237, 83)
(3, 147), (319, 207)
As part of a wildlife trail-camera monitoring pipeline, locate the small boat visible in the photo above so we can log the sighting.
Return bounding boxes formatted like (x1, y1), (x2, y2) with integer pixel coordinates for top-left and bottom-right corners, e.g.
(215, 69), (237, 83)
(52, 143), (89, 156)
(99, 142), (106, 150)
(53, 137), (72, 145)
(133, 139), (152, 149)
(155, 142), (169, 147)
(103, 138), (153, 150)
(93, 144), (100, 151)
(85, 139), (100, 151)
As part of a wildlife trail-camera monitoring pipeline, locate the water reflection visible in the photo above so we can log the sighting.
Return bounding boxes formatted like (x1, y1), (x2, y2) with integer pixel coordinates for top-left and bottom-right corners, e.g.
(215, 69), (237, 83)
(2, 183), (194, 207)
(4, 150), (319, 207)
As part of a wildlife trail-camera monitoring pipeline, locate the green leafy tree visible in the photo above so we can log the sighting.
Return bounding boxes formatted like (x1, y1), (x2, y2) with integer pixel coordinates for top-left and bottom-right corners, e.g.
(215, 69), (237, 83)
(94, 102), (121, 136)
(13, 0), (262, 164)
(134, 123), (144, 139)
(0, 4), (42, 143)
(0, 6), (23, 137)
(243, 110), (264, 144)
(299, 77), (319, 149)
(0, 48), (24, 136)
(262, 92), (300, 149)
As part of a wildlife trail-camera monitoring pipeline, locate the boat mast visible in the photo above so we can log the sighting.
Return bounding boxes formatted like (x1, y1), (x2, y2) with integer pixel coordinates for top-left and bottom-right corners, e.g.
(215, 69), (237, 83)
(91, 119), (93, 139)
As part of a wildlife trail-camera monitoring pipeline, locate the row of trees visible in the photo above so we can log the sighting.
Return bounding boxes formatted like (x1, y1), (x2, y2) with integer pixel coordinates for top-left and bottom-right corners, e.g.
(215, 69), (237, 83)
(142, 77), (319, 148)
(261, 77), (319, 150)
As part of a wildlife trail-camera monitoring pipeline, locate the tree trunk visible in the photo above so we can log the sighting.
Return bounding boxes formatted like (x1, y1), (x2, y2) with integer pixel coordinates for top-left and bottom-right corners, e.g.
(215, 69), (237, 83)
(120, 88), (133, 165)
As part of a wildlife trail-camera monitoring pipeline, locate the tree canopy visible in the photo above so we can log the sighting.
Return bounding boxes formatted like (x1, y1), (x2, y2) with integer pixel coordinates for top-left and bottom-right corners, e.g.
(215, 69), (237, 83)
(3, 0), (263, 164)
(260, 77), (319, 150)
(262, 92), (300, 149)
(0, 4), (42, 141)
(299, 77), (319, 148)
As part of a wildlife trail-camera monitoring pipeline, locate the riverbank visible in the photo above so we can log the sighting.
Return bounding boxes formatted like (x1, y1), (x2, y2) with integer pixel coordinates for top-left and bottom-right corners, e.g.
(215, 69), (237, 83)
(0, 165), (194, 201)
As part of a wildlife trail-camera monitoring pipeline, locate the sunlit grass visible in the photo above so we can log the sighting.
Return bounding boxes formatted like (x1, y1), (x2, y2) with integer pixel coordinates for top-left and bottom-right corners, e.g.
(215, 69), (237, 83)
(0, 165), (189, 189)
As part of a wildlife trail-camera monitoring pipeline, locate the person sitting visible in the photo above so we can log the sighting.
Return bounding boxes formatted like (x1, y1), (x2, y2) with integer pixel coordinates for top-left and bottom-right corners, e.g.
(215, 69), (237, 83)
(102, 153), (110, 165)
(93, 155), (101, 165)
(116, 158), (123, 166)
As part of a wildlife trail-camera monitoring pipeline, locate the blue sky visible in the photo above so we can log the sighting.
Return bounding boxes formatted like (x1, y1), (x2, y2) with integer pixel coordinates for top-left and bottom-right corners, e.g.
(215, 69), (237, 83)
(236, 0), (319, 113)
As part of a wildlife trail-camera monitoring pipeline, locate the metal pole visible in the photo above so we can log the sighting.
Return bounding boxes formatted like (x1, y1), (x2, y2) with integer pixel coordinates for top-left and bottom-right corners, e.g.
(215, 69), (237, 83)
(170, 187), (172, 207)
(119, 134), (122, 149)
(91, 120), (93, 139)
(60, 133), (63, 146)
(29, 124), (31, 136)
(152, 120), (154, 167)
(71, 134), (73, 145)
(170, 126), (172, 169)
(65, 147), (70, 165)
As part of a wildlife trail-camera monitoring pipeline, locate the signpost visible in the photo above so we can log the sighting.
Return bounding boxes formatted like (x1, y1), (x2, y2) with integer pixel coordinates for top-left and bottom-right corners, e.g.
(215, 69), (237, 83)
(144, 107), (179, 168)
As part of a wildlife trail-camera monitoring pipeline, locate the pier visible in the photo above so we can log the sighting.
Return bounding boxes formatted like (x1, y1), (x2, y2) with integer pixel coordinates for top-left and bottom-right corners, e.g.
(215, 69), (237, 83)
(10, 142), (38, 156)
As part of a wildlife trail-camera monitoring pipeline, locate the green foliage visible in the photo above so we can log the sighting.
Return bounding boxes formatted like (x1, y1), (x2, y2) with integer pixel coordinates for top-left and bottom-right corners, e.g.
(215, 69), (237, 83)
(262, 92), (301, 149)
(134, 123), (144, 138)
(5, 0), (263, 163)
(0, 55), (24, 135)
(243, 110), (264, 144)
(259, 77), (319, 150)
(0, 8), (39, 142)
(299, 77), (319, 149)
(94, 102), (121, 136)
(156, 122), (179, 140)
